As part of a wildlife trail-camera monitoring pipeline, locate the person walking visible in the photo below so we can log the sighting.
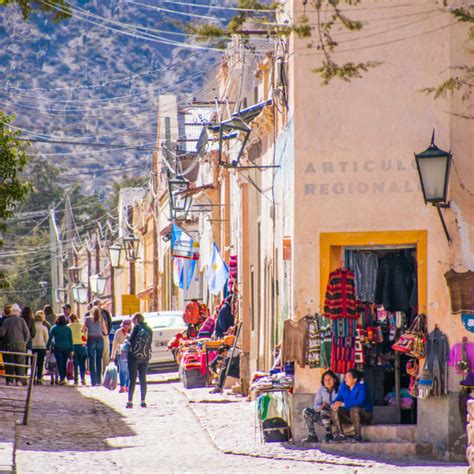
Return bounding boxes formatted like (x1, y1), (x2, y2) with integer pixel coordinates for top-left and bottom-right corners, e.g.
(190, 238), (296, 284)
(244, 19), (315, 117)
(111, 318), (132, 393)
(46, 315), (73, 385)
(68, 314), (87, 386)
(31, 311), (49, 384)
(43, 305), (57, 327)
(83, 306), (107, 387)
(0, 304), (30, 386)
(93, 299), (112, 369)
(126, 313), (152, 408)
(20, 306), (36, 351)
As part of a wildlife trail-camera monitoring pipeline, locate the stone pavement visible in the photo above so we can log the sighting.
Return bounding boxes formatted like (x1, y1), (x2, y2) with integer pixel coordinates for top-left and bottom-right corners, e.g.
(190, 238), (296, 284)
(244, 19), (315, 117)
(174, 383), (469, 473)
(8, 376), (343, 473)
(0, 374), (468, 473)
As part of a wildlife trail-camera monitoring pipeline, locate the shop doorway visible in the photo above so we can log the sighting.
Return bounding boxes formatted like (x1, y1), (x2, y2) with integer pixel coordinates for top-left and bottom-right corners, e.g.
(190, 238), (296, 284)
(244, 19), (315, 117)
(320, 231), (428, 426)
(343, 245), (418, 424)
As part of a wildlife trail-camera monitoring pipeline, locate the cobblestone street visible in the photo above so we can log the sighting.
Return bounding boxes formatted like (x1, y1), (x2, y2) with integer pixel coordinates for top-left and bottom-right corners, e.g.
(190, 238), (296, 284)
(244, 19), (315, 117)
(0, 376), (466, 473)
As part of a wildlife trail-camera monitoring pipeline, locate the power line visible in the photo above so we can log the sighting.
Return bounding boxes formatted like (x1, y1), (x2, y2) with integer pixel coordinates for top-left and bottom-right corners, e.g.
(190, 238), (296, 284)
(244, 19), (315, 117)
(1, 49), (201, 93)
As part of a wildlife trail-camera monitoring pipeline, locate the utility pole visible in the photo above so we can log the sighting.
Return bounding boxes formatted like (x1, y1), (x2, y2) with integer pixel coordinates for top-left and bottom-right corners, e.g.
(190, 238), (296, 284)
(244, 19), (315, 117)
(87, 247), (92, 304)
(49, 204), (63, 313)
(64, 195), (74, 306)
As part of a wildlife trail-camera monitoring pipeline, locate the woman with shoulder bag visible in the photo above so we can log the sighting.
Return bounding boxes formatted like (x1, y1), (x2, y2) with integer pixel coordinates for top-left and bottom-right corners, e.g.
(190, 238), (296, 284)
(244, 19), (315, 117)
(83, 306), (107, 387)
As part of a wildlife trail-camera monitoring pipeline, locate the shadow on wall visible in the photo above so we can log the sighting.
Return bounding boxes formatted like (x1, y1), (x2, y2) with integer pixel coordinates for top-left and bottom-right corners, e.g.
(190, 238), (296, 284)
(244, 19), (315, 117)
(14, 386), (136, 452)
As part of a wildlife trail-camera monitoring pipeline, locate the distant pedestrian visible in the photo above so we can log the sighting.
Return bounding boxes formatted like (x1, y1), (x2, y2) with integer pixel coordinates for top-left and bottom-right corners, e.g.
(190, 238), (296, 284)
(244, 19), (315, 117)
(112, 318), (132, 393)
(20, 306), (36, 350)
(31, 311), (49, 384)
(68, 313), (87, 386)
(93, 299), (112, 369)
(83, 306), (107, 387)
(0, 304), (30, 386)
(126, 313), (152, 409)
(0, 304), (12, 351)
(43, 304), (57, 327)
(46, 315), (73, 385)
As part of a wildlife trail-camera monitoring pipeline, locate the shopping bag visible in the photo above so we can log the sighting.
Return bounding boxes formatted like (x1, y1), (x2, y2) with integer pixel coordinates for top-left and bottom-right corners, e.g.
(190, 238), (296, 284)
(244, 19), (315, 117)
(45, 352), (57, 375)
(66, 359), (74, 381)
(103, 362), (118, 391)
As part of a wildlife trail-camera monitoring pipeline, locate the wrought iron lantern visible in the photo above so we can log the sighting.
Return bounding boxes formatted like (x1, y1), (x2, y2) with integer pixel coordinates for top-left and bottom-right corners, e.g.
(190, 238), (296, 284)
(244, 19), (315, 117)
(122, 235), (140, 261)
(168, 176), (193, 220)
(89, 274), (107, 296)
(414, 130), (453, 242)
(68, 265), (82, 284)
(72, 284), (88, 304)
(108, 242), (125, 268)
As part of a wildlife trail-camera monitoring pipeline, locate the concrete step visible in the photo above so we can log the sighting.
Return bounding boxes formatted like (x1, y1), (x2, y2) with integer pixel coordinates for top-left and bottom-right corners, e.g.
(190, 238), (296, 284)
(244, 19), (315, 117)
(361, 424), (417, 442)
(318, 441), (433, 459)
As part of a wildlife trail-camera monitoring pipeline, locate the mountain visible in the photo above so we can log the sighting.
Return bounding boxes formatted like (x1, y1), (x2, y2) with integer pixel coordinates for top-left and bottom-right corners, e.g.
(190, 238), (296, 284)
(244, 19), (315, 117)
(0, 0), (230, 192)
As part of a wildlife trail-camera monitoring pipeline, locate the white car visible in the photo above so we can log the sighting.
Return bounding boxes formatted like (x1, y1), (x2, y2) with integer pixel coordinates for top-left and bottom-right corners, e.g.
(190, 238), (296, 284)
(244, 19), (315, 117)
(143, 311), (187, 365)
(110, 311), (186, 366)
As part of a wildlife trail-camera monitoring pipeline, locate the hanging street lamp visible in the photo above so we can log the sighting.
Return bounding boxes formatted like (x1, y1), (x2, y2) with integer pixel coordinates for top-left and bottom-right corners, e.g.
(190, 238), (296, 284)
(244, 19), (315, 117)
(414, 130), (453, 242)
(122, 235), (140, 261)
(108, 242), (125, 268)
(89, 274), (107, 296)
(68, 265), (82, 285)
(168, 176), (193, 220)
(72, 284), (89, 304)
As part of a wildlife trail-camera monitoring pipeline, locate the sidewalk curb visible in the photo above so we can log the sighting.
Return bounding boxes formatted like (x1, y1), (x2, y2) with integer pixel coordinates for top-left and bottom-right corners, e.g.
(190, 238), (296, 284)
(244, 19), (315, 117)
(0, 419), (16, 474)
(173, 384), (366, 470)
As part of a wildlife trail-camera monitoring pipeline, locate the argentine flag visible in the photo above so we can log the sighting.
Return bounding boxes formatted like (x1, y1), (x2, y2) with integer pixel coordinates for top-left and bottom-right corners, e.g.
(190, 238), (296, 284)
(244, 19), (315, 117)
(206, 243), (229, 295)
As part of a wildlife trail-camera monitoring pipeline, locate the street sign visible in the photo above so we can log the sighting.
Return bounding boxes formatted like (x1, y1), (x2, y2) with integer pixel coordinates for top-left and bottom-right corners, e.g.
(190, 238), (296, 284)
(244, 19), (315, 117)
(121, 294), (140, 316)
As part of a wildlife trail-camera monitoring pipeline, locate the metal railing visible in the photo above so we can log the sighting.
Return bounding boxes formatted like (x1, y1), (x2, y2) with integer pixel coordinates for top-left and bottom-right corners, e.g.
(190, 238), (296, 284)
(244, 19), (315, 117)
(0, 350), (37, 425)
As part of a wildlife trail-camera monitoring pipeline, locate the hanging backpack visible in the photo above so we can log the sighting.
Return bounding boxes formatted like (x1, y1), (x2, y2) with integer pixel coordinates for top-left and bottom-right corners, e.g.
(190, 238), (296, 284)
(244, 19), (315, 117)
(183, 301), (201, 325)
(129, 324), (152, 361)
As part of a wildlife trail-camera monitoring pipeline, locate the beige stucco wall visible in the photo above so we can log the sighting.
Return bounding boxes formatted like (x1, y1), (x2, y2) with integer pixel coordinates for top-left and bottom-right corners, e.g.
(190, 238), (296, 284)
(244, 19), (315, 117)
(289, 0), (473, 395)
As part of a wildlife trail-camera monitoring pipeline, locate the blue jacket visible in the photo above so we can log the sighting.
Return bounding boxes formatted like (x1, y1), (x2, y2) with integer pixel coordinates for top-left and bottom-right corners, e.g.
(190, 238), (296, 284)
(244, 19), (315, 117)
(215, 302), (234, 338)
(333, 381), (373, 413)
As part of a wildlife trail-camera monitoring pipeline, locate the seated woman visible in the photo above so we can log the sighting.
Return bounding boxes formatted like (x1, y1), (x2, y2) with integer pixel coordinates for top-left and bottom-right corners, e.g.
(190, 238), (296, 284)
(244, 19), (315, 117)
(330, 368), (373, 443)
(303, 370), (339, 443)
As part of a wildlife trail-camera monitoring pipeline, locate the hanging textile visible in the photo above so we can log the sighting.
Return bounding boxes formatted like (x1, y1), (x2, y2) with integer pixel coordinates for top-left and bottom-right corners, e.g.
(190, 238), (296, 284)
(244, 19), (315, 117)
(352, 251), (378, 303)
(330, 318), (357, 374)
(425, 326), (450, 397)
(319, 317), (332, 369)
(324, 268), (357, 320)
(281, 318), (308, 368)
(374, 253), (413, 312)
(444, 270), (474, 314)
(305, 315), (321, 368)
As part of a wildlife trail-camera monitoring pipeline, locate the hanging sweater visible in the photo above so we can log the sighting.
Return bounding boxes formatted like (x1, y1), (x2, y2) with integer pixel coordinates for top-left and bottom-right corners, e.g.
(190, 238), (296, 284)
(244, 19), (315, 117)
(445, 270), (474, 314)
(352, 252), (378, 303)
(281, 318), (308, 368)
(324, 268), (357, 320)
(375, 254), (412, 312)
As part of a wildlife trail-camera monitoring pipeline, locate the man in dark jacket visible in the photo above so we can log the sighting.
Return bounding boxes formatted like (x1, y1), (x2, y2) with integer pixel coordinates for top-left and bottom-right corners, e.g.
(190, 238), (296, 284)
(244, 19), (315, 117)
(0, 304), (30, 385)
(214, 296), (234, 339)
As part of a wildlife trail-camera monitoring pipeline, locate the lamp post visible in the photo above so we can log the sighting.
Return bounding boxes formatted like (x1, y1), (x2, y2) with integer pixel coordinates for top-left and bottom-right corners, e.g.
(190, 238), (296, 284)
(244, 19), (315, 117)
(415, 130), (453, 242)
(123, 235), (140, 295)
(108, 243), (125, 316)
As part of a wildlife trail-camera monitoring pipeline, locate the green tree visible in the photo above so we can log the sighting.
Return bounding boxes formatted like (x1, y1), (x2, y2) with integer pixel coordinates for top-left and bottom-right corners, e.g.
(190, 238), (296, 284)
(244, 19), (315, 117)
(0, 0), (70, 21)
(0, 112), (31, 247)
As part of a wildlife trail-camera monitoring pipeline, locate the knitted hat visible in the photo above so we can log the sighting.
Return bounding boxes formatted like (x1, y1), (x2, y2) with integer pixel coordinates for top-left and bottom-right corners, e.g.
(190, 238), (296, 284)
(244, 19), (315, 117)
(461, 372), (474, 388)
